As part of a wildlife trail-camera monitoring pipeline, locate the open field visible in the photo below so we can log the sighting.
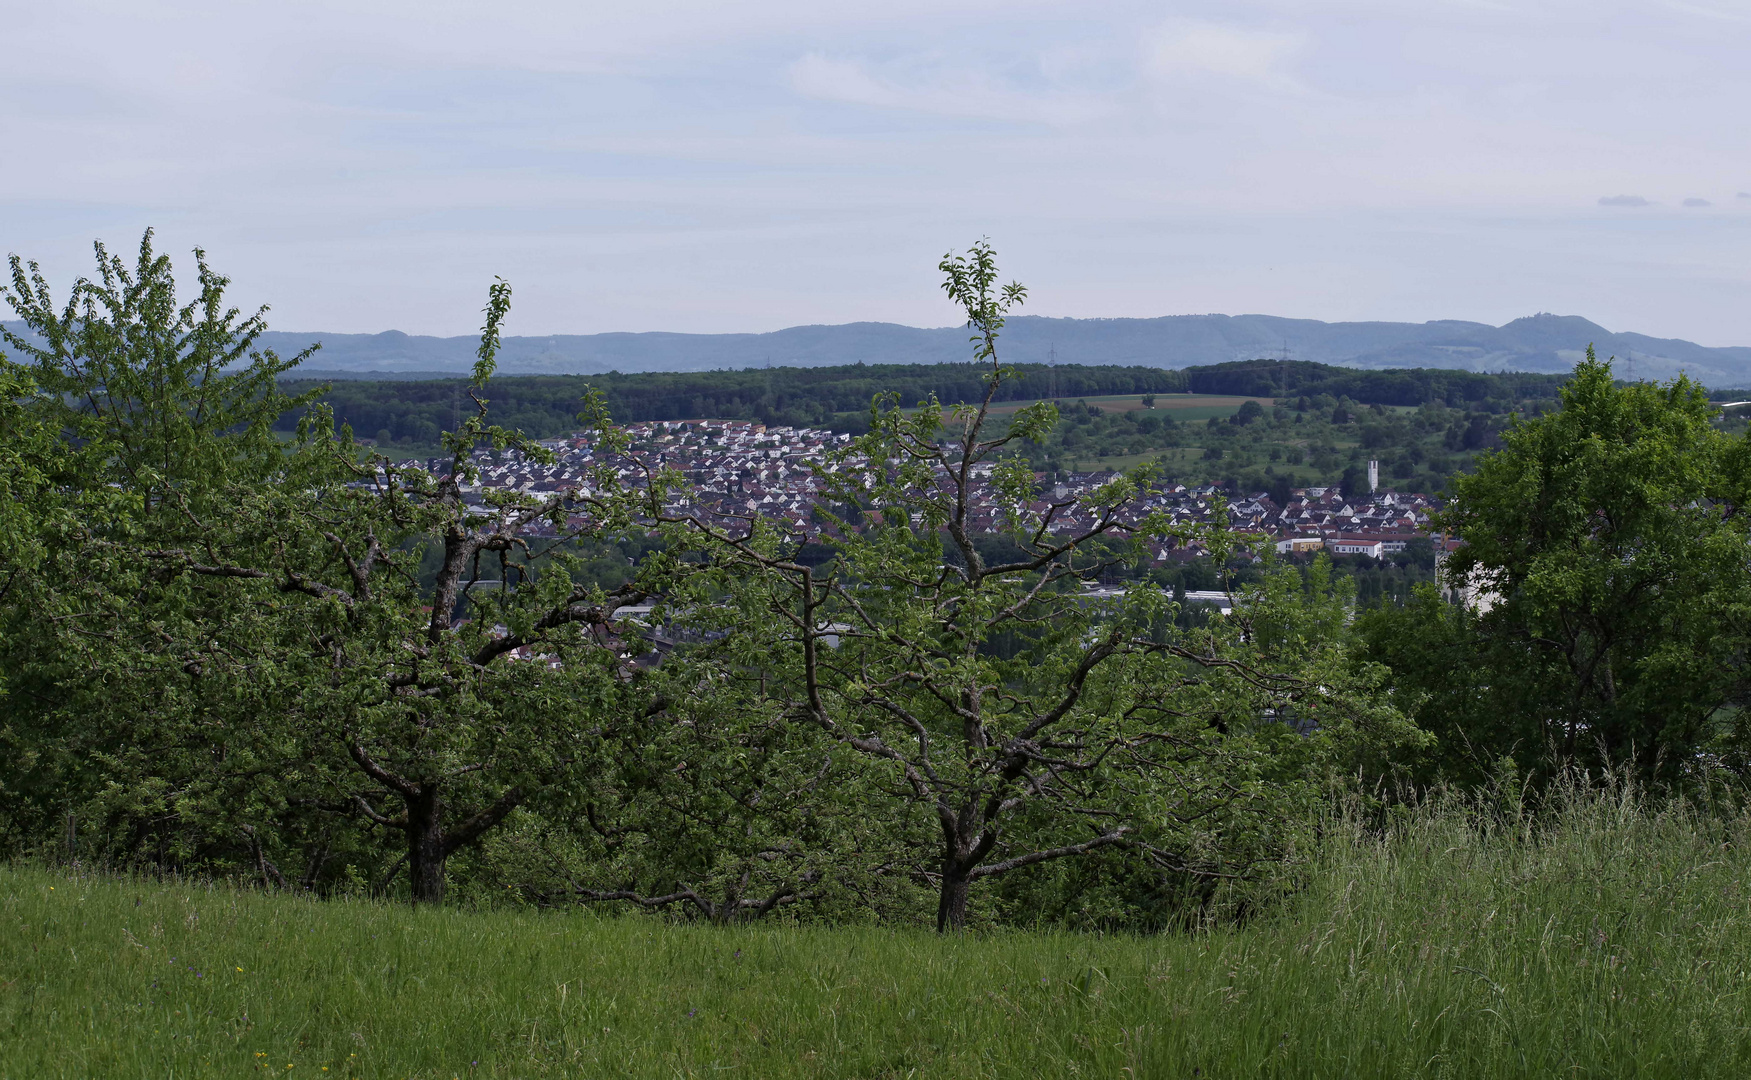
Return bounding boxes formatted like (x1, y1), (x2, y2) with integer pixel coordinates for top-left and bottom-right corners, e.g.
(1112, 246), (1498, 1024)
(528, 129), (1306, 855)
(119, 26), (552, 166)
(983, 393), (1274, 422)
(1071, 446), (1341, 484)
(5, 788), (1749, 1078)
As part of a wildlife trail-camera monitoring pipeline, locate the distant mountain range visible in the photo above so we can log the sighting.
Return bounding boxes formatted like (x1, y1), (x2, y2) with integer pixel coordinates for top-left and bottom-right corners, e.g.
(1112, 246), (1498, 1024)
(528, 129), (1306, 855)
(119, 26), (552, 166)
(10, 312), (1751, 386)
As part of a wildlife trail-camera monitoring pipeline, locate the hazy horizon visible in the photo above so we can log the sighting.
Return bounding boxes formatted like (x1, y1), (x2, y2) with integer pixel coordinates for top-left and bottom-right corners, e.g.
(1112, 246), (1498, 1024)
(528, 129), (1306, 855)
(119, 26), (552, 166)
(262, 310), (1725, 343)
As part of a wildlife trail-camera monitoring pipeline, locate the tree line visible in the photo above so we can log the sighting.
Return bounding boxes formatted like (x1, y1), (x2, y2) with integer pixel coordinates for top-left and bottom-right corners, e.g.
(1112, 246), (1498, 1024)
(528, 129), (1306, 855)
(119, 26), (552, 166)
(278, 363), (1191, 446)
(279, 357), (1566, 451)
(1184, 358), (1568, 408)
(3, 233), (1746, 931)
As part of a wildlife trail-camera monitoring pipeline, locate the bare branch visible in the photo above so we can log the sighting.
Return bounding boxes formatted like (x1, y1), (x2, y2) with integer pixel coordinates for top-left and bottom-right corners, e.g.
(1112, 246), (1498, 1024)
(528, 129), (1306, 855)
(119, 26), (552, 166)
(968, 827), (1131, 879)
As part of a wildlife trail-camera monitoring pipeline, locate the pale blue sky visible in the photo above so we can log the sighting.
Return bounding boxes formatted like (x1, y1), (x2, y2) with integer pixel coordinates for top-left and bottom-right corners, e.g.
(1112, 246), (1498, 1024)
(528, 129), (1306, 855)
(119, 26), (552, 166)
(5, 1), (1750, 343)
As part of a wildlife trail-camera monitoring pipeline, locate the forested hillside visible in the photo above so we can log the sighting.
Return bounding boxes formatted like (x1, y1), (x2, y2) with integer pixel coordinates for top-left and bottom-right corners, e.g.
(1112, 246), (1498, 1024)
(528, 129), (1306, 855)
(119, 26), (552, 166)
(279, 362), (1187, 442)
(1182, 358), (1567, 404)
(279, 358), (1566, 448)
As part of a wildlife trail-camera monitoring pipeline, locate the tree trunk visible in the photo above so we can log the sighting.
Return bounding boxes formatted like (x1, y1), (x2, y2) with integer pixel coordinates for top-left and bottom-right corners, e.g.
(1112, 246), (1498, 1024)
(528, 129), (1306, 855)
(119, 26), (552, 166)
(936, 861), (972, 932)
(406, 787), (448, 905)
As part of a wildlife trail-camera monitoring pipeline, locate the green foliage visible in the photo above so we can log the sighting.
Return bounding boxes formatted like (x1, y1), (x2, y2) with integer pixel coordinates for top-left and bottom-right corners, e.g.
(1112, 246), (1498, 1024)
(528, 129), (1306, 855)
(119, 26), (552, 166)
(0, 233), (1425, 929)
(481, 657), (929, 924)
(0, 231), (323, 859)
(288, 360), (1565, 453)
(279, 364), (1190, 447)
(16, 221), (1751, 1073)
(1186, 356), (1568, 407)
(0, 233), (689, 905)
(3, 230), (320, 500)
(653, 243), (1418, 931)
(1377, 352), (1751, 786)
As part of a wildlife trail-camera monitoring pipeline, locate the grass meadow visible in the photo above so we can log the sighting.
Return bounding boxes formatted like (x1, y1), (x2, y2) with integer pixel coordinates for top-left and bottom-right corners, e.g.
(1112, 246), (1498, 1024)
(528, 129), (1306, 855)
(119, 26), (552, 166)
(982, 393), (1274, 424)
(5, 788), (1750, 1078)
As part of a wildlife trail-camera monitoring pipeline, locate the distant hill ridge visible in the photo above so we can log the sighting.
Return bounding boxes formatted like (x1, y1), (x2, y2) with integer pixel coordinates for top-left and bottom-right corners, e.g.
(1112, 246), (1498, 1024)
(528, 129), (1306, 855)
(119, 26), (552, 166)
(8, 312), (1751, 386)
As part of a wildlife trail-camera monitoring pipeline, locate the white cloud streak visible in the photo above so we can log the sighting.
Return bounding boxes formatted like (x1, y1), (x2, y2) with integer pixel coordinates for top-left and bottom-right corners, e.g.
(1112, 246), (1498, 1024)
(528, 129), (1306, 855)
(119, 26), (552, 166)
(1144, 19), (1306, 90)
(787, 53), (1109, 125)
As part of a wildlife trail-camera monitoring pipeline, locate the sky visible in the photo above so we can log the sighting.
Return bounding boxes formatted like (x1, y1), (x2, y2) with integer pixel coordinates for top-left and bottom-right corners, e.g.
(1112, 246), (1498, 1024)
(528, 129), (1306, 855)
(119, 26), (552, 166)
(4, 0), (1750, 343)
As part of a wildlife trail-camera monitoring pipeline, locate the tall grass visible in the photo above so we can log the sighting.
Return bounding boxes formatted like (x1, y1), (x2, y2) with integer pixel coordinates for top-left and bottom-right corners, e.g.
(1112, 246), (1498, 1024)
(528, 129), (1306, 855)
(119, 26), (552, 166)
(4, 784), (1750, 1077)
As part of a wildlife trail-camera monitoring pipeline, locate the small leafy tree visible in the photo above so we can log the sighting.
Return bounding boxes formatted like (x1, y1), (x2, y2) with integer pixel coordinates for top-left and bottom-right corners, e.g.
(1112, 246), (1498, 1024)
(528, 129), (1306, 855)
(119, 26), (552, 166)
(3, 230), (316, 504)
(671, 242), (1418, 929)
(0, 234), (685, 901)
(153, 281), (692, 902)
(0, 232), (321, 859)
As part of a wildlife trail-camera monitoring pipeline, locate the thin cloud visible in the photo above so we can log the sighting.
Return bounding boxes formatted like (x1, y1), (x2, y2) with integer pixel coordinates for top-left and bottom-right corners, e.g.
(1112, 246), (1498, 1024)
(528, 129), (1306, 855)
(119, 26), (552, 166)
(1599, 194), (1652, 207)
(1144, 19), (1305, 92)
(787, 52), (1106, 126)
(1683, 197), (1712, 207)
(1658, 1), (1751, 24)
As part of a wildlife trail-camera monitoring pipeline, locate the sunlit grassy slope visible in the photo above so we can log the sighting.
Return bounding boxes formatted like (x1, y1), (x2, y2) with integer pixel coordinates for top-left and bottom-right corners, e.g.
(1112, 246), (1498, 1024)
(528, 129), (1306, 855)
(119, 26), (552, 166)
(6, 790), (1751, 1078)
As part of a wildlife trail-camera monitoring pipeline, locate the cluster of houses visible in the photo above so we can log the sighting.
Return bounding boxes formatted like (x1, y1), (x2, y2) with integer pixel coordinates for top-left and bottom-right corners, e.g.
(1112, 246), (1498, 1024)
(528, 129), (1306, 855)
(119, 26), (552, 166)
(1261, 488), (1444, 561)
(399, 420), (1445, 563)
(1121, 485), (1443, 565)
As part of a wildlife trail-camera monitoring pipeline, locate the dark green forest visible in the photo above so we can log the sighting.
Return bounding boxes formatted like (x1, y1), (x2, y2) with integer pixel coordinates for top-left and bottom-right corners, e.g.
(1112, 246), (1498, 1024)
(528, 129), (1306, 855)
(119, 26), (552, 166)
(280, 358), (1566, 448)
(1183, 358), (1568, 403)
(278, 362), (1188, 443)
